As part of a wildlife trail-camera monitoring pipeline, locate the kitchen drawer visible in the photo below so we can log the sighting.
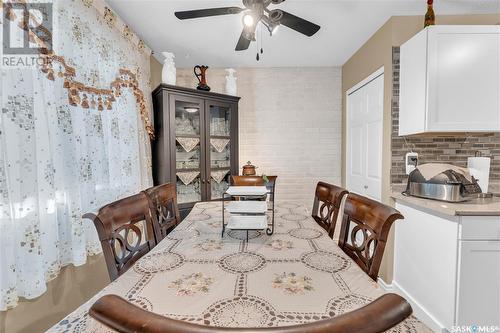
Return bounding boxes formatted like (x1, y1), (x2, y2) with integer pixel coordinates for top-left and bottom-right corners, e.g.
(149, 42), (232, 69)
(460, 216), (500, 240)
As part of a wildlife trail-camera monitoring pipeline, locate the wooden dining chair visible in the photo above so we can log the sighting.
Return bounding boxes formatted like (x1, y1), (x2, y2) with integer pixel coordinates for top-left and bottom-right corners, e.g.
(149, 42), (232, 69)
(83, 193), (156, 281)
(143, 183), (181, 243)
(311, 182), (348, 239)
(90, 293), (412, 333)
(338, 193), (404, 281)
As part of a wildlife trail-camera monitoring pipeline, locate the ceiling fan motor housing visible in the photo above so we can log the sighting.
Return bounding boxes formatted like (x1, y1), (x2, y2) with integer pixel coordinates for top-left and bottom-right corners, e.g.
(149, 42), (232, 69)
(174, 0), (320, 51)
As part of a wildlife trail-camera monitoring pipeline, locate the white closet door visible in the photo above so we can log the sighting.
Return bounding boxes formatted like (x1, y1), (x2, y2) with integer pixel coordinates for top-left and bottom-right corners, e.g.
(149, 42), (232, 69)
(346, 72), (384, 200)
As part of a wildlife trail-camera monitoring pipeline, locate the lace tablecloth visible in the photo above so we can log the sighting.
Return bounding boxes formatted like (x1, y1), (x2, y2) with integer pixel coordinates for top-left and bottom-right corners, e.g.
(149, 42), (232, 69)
(48, 202), (431, 333)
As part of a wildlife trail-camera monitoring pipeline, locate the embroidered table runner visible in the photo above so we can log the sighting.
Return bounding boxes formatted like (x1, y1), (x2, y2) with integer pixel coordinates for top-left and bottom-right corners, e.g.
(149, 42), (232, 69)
(48, 202), (431, 333)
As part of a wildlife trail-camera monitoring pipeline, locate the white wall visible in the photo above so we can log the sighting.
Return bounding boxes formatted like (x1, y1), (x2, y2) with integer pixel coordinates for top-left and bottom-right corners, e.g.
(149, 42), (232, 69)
(176, 67), (342, 203)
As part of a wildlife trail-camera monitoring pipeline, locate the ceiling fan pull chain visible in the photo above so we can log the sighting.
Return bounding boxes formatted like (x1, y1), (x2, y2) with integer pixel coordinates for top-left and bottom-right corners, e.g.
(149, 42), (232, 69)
(260, 25), (264, 54)
(256, 24), (261, 61)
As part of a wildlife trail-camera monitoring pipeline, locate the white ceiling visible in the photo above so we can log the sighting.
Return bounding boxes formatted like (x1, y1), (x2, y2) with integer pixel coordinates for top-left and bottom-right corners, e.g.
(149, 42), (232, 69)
(107, 0), (500, 68)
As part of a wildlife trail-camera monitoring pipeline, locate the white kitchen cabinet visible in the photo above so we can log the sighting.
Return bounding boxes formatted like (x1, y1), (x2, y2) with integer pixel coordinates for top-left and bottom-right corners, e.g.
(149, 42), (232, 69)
(456, 241), (500, 327)
(399, 25), (500, 136)
(394, 202), (500, 332)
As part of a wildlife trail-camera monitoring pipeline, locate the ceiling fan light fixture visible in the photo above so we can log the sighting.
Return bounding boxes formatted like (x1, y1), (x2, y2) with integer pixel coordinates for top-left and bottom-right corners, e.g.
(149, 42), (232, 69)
(243, 13), (255, 27)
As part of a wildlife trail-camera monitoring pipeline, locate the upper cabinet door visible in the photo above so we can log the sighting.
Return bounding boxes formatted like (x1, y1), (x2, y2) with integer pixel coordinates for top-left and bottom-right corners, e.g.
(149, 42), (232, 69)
(205, 100), (235, 201)
(399, 29), (428, 136)
(399, 26), (500, 136)
(427, 26), (500, 132)
(170, 94), (206, 206)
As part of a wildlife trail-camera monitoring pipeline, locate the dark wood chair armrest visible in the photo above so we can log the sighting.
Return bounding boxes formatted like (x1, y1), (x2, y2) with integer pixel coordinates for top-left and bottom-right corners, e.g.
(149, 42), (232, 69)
(89, 293), (412, 333)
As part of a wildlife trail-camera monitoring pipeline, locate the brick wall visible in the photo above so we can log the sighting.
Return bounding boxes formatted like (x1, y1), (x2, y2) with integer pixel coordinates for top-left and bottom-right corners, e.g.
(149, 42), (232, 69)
(391, 47), (500, 193)
(176, 67), (342, 203)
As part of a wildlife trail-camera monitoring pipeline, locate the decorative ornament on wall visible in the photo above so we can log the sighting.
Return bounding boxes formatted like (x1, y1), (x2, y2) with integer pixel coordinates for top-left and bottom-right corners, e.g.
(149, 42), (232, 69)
(424, 0), (435, 28)
(225, 68), (237, 96)
(194, 65), (211, 91)
(161, 52), (176, 85)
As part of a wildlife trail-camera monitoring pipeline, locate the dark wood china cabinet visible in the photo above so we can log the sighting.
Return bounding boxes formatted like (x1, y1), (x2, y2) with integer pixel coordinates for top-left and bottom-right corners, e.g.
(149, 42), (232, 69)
(152, 84), (240, 219)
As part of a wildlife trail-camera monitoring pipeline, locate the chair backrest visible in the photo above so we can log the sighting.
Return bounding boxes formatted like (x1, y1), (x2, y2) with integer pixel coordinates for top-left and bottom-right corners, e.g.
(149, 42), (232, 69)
(338, 193), (404, 280)
(143, 183), (181, 243)
(231, 175), (277, 202)
(311, 182), (348, 238)
(83, 193), (156, 281)
(90, 293), (411, 333)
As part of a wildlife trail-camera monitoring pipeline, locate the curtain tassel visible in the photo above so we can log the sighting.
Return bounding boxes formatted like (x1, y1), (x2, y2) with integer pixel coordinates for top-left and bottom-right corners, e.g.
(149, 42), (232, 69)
(47, 69), (55, 81)
(106, 98), (113, 110)
(6, 7), (17, 21)
(68, 92), (77, 107)
(97, 97), (104, 111)
(81, 94), (89, 109)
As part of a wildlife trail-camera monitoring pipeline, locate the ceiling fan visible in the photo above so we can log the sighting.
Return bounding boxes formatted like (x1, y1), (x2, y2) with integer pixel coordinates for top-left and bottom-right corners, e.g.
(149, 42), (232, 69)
(174, 0), (321, 52)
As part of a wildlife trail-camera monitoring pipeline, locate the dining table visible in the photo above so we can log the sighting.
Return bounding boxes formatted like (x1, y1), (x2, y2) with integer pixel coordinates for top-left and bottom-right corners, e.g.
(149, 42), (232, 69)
(47, 201), (431, 333)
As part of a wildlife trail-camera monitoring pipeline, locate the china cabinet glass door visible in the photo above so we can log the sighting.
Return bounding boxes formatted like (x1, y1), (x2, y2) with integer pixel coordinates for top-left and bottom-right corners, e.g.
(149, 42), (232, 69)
(172, 96), (205, 205)
(206, 101), (233, 200)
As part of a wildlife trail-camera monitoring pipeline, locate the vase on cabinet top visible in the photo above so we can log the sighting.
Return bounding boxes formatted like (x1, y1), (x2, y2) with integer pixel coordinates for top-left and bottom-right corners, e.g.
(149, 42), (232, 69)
(225, 68), (237, 96)
(161, 52), (176, 85)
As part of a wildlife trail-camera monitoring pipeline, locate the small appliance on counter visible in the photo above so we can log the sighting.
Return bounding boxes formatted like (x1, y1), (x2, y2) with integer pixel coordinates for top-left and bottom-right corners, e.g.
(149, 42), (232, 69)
(403, 163), (482, 202)
(467, 152), (491, 193)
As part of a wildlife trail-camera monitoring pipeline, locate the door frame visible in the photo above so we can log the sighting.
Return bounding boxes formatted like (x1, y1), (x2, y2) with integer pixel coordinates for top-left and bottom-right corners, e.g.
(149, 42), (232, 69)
(345, 66), (384, 200)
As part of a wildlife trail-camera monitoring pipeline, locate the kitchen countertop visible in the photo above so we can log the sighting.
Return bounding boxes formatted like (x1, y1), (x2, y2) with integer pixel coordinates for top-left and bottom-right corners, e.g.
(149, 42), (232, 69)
(391, 191), (500, 216)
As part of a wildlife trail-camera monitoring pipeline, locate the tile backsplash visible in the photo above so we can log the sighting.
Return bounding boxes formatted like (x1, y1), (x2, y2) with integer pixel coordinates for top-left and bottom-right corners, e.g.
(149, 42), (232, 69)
(391, 47), (500, 193)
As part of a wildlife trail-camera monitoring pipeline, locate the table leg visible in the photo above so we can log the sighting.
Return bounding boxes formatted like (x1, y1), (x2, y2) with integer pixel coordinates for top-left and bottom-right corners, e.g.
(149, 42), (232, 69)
(221, 199), (225, 238)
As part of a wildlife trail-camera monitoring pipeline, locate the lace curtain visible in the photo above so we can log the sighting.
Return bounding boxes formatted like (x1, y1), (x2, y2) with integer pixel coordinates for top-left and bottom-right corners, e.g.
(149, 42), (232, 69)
(0, 0), (153, 310)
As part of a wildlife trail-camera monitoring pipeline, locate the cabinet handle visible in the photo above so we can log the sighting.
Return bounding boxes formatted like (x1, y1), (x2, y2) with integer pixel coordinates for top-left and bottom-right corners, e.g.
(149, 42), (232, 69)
(202, 179), (206, 184)
(207, 179), (211, 184)
(364, 185), (368, 189)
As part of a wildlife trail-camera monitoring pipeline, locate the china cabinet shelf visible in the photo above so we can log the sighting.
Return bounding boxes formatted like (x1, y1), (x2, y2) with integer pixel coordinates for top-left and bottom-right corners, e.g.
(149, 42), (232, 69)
(176, 134), (201, 138)
(152, 84), (240, 220)
(210, 135), (231, 139)
(211, 167), (231, 171)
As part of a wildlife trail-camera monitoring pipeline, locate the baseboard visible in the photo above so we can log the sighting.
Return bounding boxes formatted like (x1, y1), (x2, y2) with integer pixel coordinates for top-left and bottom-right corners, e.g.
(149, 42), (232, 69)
(377, 277), (394, 292)
(377, 278), (443, 332)
(392, 280), (444, 333)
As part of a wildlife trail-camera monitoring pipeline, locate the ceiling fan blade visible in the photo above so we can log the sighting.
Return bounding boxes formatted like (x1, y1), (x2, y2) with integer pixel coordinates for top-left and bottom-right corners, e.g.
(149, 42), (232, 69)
(175, 7), (243, 20)
(279, 11), (320, 37)
(235, 29), (251, 51)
